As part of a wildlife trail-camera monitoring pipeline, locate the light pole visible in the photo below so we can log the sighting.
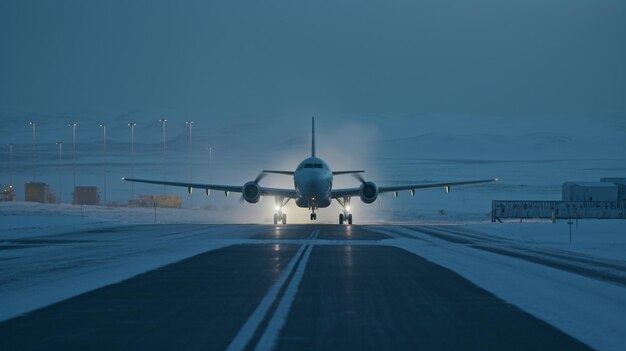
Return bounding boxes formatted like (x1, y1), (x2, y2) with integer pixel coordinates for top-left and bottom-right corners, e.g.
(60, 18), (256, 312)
(69, 123), (77, 193)
(206, 146), (213, 182)
(29, 122), (36, 182)
(159, 119), (167, 194)
(128, 123), (136, 200)
(55, 142), (63, 203)
(185, 120), (194, 208)
(99, 124), (107, 206)
(7, 143), (13, 187)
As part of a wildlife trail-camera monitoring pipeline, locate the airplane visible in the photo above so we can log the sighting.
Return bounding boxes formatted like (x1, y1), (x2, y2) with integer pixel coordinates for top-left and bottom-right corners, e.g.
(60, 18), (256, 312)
(123, 117), (497, 224)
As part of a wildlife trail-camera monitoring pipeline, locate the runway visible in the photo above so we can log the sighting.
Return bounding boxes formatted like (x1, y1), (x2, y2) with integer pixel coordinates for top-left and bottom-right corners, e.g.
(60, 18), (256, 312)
(0, 225), (592, 350)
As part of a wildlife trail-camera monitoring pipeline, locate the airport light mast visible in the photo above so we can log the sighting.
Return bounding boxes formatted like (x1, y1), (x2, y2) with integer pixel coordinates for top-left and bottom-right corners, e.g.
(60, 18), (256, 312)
(159, 119), (167, 194)
(99, 124), (107, 206)
(186, 120), (194, 208)
(207, 146), (212, 182)
(29, 122), (36, 181)
(128, 123), (136, 200)
(55, 142), (63, 203)
(69, 122), (77, 193)
(7, 143), (13, 187)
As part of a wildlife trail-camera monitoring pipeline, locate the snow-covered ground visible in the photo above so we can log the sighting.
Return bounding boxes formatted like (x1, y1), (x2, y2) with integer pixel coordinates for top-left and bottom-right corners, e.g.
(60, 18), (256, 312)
(0, 201), (260, 240)
(469, 220), (626, 261)
(0, 203), (267, 322)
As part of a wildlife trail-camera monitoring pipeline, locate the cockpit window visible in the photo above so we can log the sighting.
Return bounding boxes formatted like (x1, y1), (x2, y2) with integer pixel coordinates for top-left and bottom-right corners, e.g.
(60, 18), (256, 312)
(304, 164), (313, 168)
(314, 164), (323, 168)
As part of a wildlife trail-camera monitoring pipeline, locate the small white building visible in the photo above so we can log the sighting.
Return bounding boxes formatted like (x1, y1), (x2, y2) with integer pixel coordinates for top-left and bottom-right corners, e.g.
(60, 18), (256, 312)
(562, 182), (618, 202)
(601, 178), (626, 202)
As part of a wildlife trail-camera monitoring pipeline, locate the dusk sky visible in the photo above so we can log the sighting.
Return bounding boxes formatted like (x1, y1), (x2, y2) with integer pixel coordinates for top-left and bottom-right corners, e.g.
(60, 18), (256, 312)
(1, 0), (625, 118)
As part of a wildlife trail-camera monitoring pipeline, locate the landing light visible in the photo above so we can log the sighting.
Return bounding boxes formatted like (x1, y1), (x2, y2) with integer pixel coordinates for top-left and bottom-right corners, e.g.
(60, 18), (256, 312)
(275, 205), (281, 211)
(346, 206), (351, 212)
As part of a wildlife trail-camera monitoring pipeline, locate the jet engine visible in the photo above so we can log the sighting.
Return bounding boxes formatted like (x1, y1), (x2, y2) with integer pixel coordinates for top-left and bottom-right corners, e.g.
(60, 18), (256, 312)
(359, 181), (378, 203)
(242, 181), (261, 203)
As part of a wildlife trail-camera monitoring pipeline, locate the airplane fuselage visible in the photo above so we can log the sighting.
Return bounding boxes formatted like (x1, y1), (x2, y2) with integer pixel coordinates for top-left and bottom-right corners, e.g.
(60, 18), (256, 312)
(294, 157), (333, 209)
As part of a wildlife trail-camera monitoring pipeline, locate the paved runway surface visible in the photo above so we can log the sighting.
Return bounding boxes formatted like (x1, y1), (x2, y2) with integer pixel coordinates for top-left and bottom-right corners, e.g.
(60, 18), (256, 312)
(0, 225), (591, 350)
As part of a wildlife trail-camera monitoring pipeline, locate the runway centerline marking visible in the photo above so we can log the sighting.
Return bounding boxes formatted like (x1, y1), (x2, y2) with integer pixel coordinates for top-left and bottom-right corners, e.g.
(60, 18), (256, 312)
(253, 232), (316, 351)
(226, 229), (318, 351)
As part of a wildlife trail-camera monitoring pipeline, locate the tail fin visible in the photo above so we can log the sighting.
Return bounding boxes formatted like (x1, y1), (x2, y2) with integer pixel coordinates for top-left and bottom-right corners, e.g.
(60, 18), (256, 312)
(311, 116), (316, 157)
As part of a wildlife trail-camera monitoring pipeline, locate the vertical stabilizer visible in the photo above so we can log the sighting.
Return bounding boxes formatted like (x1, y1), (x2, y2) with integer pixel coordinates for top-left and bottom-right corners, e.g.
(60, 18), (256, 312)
(311, 116), (316, 157)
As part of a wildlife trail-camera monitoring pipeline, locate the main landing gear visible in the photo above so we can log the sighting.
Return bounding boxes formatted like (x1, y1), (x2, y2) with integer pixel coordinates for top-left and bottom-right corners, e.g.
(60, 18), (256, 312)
(274, 212), (287, 225)
(337, 196), (353, 225)
(339, 213), (353, 225)
(274, 196), (289, 225)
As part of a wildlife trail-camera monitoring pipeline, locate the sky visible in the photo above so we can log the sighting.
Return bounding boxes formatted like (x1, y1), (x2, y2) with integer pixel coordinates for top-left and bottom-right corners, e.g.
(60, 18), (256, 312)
(1, 0), (625, 118)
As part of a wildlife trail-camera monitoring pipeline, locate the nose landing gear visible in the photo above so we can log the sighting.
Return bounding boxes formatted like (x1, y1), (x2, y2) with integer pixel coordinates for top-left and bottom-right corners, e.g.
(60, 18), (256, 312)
(310, 211), (317, 221)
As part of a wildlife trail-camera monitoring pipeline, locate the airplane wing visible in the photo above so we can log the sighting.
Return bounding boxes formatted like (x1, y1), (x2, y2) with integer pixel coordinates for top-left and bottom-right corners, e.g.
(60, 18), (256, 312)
(262, 170), (295, 176)
(332, 178), (498, 198)
(122, 178), (298, 198)
(332, 170), (365, 176)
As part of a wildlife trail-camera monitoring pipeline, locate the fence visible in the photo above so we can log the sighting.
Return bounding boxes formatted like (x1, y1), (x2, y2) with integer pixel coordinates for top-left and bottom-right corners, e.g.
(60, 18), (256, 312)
(491, 200), (626, 222)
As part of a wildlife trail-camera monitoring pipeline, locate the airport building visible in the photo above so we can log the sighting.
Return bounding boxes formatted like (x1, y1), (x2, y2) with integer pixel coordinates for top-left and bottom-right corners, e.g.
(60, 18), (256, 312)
(73, 186), (100, 205)
(601, 178), (626, 202)
(562, 182), (618, 202)
(493, 177), (626, 222)
(129, 195), (182, 208)
(128, 196), (156, 208)
(25, 182), (56, 203)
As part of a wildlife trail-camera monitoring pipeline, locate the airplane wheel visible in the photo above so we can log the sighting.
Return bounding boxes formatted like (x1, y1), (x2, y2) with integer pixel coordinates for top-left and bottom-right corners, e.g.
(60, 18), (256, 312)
(313, 213), (317, 220)
(348, 214), (353, 225)
(274, 213), (278, 225)
(282, 213), (287, 224)
(339, 213), (344, 224)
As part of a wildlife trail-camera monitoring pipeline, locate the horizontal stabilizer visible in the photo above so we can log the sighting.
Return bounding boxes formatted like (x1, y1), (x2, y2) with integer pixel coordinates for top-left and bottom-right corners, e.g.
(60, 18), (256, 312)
(332, 170), (365, 176)
(262, 170), (295, 176)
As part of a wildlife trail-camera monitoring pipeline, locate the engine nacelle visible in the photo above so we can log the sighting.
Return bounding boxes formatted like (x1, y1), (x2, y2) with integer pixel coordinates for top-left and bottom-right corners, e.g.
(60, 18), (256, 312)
(359, 181), (378, 204)
(242, 181), (261, 203)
